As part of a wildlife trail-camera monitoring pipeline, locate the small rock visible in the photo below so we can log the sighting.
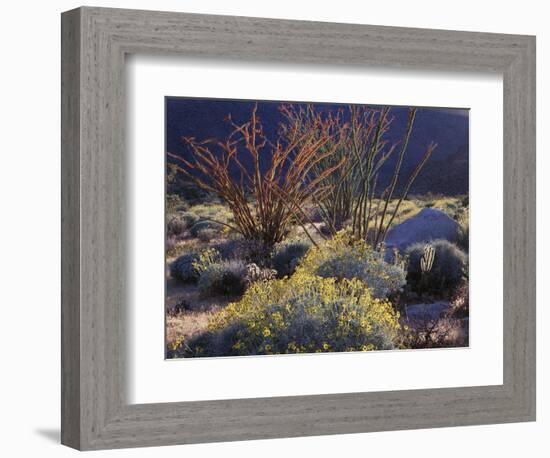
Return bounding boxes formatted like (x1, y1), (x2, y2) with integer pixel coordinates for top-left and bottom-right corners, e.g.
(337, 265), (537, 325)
(405, 301), (450, 322)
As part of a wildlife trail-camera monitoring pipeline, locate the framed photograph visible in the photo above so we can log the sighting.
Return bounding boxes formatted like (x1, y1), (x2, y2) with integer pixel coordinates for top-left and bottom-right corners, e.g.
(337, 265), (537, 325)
(61, 6), (536, 450)
(164, 97), (469, 360)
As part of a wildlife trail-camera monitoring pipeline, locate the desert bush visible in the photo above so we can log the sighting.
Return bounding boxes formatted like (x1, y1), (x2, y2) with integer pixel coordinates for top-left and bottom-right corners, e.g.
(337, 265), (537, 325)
(183, 273), (400, 357)
(170, 252), (201, 283)
(166, 216), (187, 238)
(180, 211), (199, 226)
(190, 220), (221, 238)
(399, 316), (468, 349)
(456, 222), (469, 252)
(272, 240), (312, 278)
(213, 237), (272, 266)
(166, 211), (198, 238)
(192, 248), (221, 274)
(456, 212), (469, 252)
(212, 238), (240, 259)
(166, 235), (178, 253)
(197, 260), (248, 297)
(297, 231), (406, 299)
(169, 299), (193, 315)
(197, 228), (218, 242)
(405, 240), (467, 295)
(166, 193), (189, 213)
(448, 281), (469, 319)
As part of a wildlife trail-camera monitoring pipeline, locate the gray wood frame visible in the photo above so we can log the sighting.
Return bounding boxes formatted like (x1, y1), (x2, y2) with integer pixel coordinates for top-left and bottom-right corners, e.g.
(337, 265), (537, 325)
(61, 6), (536, 451)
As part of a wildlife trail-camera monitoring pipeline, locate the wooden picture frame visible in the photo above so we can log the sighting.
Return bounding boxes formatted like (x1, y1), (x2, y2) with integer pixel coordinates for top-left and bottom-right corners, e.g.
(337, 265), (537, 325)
(61, 6), (536, 450)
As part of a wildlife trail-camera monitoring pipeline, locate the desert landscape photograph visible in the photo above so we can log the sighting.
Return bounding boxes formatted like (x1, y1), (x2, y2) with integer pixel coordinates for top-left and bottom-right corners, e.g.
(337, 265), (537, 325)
(164, 98), (470, 358)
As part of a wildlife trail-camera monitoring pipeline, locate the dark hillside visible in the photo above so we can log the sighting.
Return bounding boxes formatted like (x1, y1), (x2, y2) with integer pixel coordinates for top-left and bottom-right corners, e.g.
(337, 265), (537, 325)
(166, 98), (469, 197)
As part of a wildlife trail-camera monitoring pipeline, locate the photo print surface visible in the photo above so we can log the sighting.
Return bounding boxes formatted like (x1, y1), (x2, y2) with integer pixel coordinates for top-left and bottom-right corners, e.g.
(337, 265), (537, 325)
(165, 97), (469, 359)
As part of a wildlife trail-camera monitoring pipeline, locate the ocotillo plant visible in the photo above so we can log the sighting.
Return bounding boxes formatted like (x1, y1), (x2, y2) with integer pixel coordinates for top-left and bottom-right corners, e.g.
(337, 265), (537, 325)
(279, 104), (352, 233)
(168, 105), (347, 250)
(350, 107), (438, 248)
(279, 104), (437, 249)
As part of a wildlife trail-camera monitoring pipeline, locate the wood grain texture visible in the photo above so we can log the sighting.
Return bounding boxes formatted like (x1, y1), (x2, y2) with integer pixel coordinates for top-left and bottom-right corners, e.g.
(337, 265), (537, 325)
(60, 8), (81, 449)
(61, 6), (536, 450)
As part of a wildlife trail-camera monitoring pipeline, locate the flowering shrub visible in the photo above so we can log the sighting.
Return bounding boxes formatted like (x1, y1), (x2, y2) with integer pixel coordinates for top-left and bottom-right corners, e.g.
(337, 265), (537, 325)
(192, 248), (221, 274)
(183, 272), (400, 357)
(297, 231), (406, 299)
(272, 240), (312, 278)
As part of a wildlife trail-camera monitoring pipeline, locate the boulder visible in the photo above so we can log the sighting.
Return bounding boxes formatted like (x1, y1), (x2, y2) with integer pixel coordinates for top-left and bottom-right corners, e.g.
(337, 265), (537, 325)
(404, 301), (450, 322)
(384, 208), (460, 253)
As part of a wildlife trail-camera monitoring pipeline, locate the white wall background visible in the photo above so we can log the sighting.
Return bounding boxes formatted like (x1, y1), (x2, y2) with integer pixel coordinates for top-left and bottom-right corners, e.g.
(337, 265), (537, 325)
(0, 1), (546, 456)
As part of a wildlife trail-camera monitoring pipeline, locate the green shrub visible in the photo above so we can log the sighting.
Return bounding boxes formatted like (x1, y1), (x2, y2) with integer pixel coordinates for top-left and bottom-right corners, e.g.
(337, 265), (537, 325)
(170, 252), (201, 283)
(297, 231), (406, 299)
(405, 240), (467, 295)
(197, 260), (248, 297)
(192, 248), (221, 274)
(183, 273), (400, 357)
(272, 240), (312, 277)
